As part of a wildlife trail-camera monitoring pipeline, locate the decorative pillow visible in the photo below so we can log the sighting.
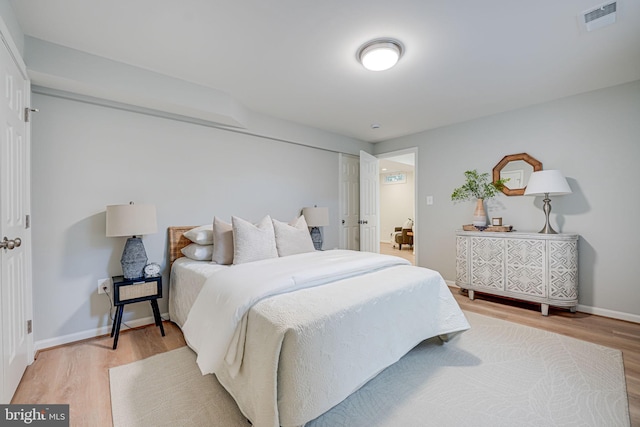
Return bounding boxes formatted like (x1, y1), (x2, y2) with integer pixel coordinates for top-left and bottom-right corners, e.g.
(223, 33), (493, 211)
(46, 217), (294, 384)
(232, 215), (278, 265)
(273, 215), (316, 257)
(212, 217), (234, 265)
(180, 243), (213, 261)
(184, 224), (213, 245)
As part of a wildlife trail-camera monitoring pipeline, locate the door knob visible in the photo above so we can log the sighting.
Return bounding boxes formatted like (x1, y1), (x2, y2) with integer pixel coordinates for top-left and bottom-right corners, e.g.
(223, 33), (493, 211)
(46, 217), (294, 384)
(1, 237), (20, 250)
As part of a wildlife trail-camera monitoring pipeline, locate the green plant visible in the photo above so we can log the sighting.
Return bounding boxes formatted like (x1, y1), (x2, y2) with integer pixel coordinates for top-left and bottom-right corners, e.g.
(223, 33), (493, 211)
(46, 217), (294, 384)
(451, 170), (509, 201)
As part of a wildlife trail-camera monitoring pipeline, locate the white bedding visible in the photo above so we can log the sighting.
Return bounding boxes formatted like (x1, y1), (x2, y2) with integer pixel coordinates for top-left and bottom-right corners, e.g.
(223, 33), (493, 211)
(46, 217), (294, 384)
(171, 250), (470, 427)
(168, 258), (226, 327)
(182, 250), (413, 375)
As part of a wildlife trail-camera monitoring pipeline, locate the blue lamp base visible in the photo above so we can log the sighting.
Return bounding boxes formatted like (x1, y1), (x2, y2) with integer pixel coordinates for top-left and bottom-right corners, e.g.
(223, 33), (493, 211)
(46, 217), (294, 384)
(310, 227), (323, 250)
(121, 237), (148, 279)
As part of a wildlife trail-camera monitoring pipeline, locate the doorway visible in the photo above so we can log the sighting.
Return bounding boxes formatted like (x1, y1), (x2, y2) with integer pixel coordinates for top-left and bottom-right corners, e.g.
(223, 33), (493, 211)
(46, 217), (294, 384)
(377, 149), (416, 265)
(338, 148), (417, 264)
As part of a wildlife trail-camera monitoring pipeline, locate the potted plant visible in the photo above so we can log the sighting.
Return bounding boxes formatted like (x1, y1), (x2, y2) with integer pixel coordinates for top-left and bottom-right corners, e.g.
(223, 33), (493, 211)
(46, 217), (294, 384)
(451, 170), (508, 227)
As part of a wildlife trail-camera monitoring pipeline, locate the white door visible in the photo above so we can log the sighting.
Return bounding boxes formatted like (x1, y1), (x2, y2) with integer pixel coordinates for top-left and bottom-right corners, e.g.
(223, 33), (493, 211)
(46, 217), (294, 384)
(359, 151), (379, 253)
(338, 154), (359, 250)
(0, 31), (32, 404)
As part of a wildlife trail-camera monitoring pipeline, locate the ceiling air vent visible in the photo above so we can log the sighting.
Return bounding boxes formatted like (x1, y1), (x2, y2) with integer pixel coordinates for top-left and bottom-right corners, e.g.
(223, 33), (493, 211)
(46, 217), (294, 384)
(581, 2), (617, 31)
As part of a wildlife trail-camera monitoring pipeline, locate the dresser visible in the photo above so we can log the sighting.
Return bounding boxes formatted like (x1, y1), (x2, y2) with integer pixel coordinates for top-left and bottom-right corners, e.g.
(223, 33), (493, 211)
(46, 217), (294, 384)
(455, 231), (579, 315)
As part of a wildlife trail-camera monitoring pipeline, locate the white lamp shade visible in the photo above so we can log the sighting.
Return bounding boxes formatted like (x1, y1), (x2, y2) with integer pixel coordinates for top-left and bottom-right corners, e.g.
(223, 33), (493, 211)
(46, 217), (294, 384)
(302, 207), (329, 227)
(106, 203), (158, 237)
(524, 170), (572, 196)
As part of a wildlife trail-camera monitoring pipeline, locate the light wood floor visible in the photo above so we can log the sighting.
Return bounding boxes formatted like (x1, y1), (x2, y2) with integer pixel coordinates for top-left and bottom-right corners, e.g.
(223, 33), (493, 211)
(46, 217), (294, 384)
(12, 290), (639, 427)
(11, 322), (186, 426)
(380, 241), (415, 264)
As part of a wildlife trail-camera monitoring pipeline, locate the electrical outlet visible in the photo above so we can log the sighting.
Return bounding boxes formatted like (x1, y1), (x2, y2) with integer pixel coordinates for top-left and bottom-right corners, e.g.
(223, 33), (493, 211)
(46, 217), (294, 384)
(98, 278), (112, 294)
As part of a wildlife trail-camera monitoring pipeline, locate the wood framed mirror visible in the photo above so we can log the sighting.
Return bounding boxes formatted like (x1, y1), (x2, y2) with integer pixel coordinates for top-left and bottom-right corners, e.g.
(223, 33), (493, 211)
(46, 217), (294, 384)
(492, 153), (542, 196)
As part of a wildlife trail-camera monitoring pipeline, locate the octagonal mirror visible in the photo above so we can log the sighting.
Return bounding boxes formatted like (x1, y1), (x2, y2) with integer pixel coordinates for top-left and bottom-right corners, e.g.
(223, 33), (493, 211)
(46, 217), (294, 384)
(492, 153), (542, 196)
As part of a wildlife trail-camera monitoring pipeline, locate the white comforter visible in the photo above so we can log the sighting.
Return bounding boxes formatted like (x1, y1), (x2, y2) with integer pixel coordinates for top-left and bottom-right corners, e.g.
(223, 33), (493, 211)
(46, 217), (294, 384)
(182, 250), (411, 374)
(181, 250), (470, 427)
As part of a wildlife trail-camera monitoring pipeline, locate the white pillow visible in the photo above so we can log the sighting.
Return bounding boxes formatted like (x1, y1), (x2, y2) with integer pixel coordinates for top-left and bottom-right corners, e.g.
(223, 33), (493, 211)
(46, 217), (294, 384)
(402, 218), (414, 230)
(180, 243), (213, 261)
(212, 217), (234, 265)
(232, 215), (278, 265)
(273, 215), (316, 257)
(184, 224), (213, 245)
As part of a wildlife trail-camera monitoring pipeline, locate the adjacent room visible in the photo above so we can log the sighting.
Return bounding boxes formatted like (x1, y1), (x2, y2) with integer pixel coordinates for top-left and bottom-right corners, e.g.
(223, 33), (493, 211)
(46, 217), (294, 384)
(0, 0), (638, 426)
(379, 152), (416, 264)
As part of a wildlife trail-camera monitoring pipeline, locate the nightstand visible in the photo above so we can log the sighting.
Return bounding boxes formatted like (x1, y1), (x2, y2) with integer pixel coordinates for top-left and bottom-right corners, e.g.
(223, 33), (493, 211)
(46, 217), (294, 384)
(110, 275), (165, 349)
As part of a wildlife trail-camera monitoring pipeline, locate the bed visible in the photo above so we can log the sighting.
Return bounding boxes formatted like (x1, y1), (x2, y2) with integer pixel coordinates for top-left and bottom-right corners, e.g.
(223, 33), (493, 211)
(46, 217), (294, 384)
(168, 224), (470, 427)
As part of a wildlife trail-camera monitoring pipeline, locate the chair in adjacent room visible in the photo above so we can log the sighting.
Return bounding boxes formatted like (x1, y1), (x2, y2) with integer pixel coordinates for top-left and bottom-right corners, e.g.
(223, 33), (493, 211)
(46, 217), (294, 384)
(393, 218), (414, 250)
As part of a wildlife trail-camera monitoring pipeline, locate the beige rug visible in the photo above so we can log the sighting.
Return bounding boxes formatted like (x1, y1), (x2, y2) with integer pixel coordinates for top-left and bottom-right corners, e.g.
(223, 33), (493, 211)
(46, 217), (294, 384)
(110, 311), (630, 427)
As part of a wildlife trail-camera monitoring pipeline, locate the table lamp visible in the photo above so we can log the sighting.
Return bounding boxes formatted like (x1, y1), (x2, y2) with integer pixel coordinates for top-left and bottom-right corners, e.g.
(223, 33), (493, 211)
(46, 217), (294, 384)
(106, 202), (157, 279)
(524, 170), (572, 234)
(302, 206), (329, 250)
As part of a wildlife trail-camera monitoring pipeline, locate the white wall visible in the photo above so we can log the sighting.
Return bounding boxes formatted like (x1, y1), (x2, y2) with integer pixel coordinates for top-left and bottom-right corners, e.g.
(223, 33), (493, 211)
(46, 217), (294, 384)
(380, 171), (415, 243)
(30, 92), (360, 345)
(0, 0), (23, 55)
(374, 80), (640, 321)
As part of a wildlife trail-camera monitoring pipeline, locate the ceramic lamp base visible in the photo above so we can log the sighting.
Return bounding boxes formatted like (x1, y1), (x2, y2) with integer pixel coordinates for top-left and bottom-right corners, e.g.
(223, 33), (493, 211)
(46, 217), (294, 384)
(310, 227), (323, 250)
(121, 237), (148, 280)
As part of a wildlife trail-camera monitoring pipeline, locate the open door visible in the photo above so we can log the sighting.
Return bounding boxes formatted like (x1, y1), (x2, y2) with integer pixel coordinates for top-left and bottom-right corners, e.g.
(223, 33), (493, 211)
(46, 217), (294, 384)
(0, 28), (33, 403)
(338, 154), (360, 250)
(359, 151), (379, 253)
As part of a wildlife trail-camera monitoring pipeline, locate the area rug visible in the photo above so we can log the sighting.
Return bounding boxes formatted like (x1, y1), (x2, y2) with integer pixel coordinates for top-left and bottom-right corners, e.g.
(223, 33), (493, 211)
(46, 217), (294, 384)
(109, 311), (630, 427)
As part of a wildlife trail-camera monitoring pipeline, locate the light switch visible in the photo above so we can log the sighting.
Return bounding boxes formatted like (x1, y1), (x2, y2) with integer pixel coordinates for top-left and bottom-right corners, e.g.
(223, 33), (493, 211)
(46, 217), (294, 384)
(426, 196), (433, 205)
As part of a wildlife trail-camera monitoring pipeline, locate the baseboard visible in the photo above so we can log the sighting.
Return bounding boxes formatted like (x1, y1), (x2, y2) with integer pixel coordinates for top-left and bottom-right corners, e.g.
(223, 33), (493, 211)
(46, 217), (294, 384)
(576, 304), (640, 324)
(446, 281), (639, 324)
(34, 312), (170, 352)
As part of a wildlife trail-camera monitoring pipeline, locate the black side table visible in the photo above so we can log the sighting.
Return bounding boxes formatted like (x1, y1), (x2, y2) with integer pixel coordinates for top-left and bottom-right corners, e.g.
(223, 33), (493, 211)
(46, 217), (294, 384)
(110, 275), (165, 349)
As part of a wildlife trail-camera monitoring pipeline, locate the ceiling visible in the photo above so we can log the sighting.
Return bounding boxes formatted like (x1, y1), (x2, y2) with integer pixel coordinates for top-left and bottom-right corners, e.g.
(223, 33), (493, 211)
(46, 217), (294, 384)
(379, 153), (415, 174)
(9, 0), (640, 143)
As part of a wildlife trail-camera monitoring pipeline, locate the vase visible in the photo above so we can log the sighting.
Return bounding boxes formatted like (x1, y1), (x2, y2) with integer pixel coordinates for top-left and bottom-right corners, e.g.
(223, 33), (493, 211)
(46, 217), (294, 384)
(472, 198), (486, 227)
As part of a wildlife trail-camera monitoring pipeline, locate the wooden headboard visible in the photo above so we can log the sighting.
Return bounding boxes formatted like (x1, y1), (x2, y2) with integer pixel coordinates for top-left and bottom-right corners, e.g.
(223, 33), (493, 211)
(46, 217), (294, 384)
(168, 226), (197, 267)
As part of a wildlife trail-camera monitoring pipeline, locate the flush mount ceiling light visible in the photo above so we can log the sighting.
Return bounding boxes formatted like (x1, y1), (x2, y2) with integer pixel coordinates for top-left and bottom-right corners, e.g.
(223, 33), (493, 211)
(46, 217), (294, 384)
(357, 38), (404, 71)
